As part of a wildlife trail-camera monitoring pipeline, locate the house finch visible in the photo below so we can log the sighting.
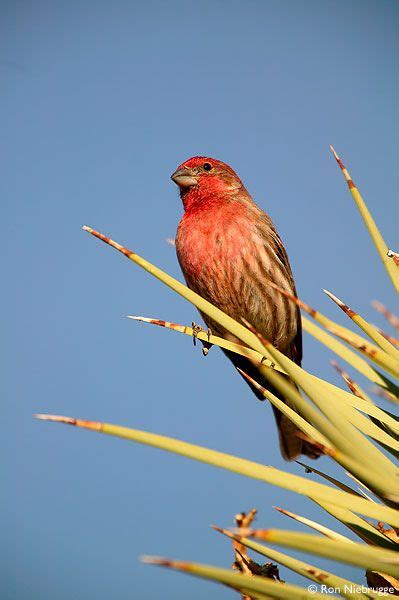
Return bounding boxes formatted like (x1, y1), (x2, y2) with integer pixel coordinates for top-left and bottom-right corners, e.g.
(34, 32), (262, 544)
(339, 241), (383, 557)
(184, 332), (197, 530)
(172, 156), (322, 460)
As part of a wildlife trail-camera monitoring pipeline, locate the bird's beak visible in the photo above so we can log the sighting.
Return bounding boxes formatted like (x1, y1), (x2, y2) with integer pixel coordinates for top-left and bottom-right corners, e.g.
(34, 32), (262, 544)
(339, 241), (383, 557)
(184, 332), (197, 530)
(171, 167), (198, 188)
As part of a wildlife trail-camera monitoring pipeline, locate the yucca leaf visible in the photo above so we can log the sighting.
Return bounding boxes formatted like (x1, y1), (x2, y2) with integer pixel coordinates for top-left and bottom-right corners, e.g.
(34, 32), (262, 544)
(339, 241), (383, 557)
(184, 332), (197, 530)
(128, 312), (398, 446)
(248, 529), (399, 577)
(331, 363), (398, 457)
(128, 314), (399, 432)
(267, 346), (399, 459)
(296, 461), (361, 496)
(129, 319), (398, 456)
(82, 226), (276, 362)
(330, 146), (399, 293)
(213, 527), (379, 599)
(252, 365), (398, 454)
(127, 315), (281, 372)
(374, 327), (399, 348)
(324, 290), (399, 365)
(300, 469), (399, 547)
(254, 337), (399, 494)
(328, 402), (398, 454)
(326, 325), (399, 379)
(245, 368), (398, 452)
(317, 381), (398, 433)
(128, 313), (398, 434)
(314, 384), (398, 453)
(273, 506), (352, 542)
(255, 360), (399, 489)
(303, 317), (399, 394)
(255, 367), (399, 502)
(35, 414), (399, 526)
(255, 362), (358, 458)
(141, 555), (325, 599)
(331, 363), (397, 433)
(87, 226), (399, 409)
(261, 279), (398, 375)
(312, 500), (398, 549)
(237, 369), (332, 450)
(331, 362), (375, 404)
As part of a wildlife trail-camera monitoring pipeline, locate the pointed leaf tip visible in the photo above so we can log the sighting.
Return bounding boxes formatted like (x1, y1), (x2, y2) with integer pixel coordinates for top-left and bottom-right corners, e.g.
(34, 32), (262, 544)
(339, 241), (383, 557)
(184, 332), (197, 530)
(34, 413), (75, 424)
(35, 413), (103, 431)
(211, 524), (224, 534)
(329, 145), (339, 160)
(140, 555), (168, 565)
(323, 288), (338, 302)
(127, 315), (148, 321)
(140, 556), (191, 570)
(323, 289), (348, 311)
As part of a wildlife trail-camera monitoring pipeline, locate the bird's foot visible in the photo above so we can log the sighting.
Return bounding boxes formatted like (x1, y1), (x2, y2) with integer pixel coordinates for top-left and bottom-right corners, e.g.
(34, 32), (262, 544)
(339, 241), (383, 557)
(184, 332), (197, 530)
(191, 322), (202, 346)
(191, 322), (213, 356)
(202, 328), (213, 356)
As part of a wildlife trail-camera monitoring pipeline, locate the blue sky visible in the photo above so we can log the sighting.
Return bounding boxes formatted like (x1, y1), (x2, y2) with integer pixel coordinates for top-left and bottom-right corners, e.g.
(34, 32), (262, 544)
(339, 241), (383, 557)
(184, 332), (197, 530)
(3, 1), (398, 598)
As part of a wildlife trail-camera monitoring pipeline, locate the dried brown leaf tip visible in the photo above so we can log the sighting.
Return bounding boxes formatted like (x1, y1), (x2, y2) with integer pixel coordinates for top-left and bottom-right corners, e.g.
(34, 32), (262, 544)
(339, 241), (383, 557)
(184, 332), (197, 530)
(243, 528), (272, 542)
(35, 414), (102, 431)
(213, 510), (282, 600)
(330, 145), (356, 189)
(330, 361), (364, 398)
(128, 315), (185, 332)
(323, 290), (356, 317)
(140, 556), (191, 571)
(372, 301), (399, 331)
(236, 369), (266, 401)
(305, 568), (329, 582)
(375, 522), (399, 544)
(233, 509), (258, 575)
(229, 509), (281, 599)
(82, 225), (133, 258)
(328, 326), (378, 359)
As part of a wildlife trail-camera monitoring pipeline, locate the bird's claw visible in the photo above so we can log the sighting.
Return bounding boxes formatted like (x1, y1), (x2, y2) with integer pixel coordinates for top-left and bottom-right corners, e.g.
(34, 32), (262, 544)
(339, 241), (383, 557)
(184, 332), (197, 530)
(202, 328), (213, 356)
(191, 322), (202, 346)
(191, 323), (213, 356)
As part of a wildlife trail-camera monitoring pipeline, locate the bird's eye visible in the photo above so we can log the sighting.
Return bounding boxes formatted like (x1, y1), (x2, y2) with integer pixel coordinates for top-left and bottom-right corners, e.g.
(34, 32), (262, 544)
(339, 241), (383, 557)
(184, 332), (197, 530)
(203, 162), (212, 171)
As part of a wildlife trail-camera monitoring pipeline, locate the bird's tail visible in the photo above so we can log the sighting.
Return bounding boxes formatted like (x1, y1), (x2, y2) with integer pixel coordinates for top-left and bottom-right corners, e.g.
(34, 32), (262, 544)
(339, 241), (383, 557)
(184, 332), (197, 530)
(271, 395), (323, 461)
(224, 349), (325, 461)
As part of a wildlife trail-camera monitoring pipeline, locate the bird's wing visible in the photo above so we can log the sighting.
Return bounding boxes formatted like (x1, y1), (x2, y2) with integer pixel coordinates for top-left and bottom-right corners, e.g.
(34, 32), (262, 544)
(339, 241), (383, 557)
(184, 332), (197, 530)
(258, 213), (303, 366)
(275, 237), (302, 366)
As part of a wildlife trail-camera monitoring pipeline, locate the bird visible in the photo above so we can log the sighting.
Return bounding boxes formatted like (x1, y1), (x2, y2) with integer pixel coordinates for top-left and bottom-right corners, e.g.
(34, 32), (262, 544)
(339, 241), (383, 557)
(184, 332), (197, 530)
(171, 156), (322, 460)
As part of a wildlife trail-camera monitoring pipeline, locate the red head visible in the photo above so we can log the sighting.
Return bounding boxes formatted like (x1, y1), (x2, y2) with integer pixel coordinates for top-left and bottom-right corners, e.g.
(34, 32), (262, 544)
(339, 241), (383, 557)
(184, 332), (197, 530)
(171, 156), (244, 210)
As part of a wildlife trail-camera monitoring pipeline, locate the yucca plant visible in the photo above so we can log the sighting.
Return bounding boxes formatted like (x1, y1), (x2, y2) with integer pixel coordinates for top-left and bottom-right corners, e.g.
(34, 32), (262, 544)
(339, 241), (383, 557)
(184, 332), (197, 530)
(37, 147), (399, 598)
